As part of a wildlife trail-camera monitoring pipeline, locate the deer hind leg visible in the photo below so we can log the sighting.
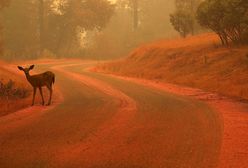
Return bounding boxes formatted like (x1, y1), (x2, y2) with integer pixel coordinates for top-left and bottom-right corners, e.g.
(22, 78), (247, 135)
(39, 87), (45, 106)
(46, 84), (53, 106)
(32, 87), (37, 106)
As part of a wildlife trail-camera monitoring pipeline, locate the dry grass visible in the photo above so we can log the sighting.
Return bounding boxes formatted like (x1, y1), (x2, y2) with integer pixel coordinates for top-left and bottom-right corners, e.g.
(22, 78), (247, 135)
(0, 62), (32, 116)
(97, 33), (248, 100)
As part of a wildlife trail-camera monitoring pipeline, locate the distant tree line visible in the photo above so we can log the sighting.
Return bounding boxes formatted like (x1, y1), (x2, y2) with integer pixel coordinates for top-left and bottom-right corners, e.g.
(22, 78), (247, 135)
(0, 0), (9, 55)
(0, 0), (114, 59)
(170, 0), (248, 45)
(86, 0), (176, 59)
(0, 0), (178, 60)
(0, 0), (9, 9)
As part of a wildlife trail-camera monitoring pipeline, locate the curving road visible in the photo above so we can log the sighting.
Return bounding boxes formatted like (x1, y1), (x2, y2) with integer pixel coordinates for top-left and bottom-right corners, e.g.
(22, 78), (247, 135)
(0, 61), (222, 168)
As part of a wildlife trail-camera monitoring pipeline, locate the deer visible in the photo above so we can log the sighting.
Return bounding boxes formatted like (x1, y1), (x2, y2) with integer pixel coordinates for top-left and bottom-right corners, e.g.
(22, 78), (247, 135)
(18, 65), (55, 106)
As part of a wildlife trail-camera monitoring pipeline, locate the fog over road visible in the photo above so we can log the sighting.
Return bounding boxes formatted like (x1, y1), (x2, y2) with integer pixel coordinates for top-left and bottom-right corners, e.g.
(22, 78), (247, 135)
(0, 61), (222, 168)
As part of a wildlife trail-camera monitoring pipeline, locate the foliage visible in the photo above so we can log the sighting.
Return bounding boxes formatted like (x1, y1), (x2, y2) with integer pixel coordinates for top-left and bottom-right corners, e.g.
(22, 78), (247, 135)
(170, 11), (194, 38)
(170, 0), (201, 37)
(197, 0), (248, 45)
(46, 0), (114, 56)
(87, 0), (176, 59)
(0, 0), (115, 59)
(0, 0), (9, 9)
(0, 0), (9, 55)
(2, 0), (40, 59)
(0, 79), (29, 99)
(175, 0), (200, 13)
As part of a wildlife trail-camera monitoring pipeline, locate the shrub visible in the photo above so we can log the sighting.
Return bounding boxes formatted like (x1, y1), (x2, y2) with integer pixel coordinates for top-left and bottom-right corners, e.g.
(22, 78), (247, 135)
(0, 79), (29, 99)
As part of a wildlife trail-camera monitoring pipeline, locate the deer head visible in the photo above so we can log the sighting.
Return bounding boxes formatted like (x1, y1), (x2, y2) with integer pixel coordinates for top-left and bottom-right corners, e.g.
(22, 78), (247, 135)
(18, 65), (35, 75)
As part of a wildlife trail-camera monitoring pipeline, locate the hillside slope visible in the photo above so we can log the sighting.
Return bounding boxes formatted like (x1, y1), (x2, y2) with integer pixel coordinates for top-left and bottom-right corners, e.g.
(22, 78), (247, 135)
(97, 33), (248, 100)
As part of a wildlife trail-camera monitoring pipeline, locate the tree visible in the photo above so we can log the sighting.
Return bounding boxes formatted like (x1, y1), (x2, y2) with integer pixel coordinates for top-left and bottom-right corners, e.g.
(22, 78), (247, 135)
(170, 10), (194, 38)
(1, 0), (114, 58)
(86, 0), (176, 59)
(170, 0), (201, 37)
(0, 0), (10, 56)
(197, 0), (248, 45)
(175, 0), (200, 13)
(116, 0), (140, 30)
(45, 0), (115, 56)
(0, 0), (9, 9)
(1, 0), (40, 58)
(131, 0), (139, 30)
(38, 0), (44, 55)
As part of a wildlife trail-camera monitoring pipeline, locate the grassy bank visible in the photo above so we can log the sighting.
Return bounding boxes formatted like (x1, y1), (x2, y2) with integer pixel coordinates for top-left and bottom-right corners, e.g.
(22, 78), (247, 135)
(97, 33), (248, 100)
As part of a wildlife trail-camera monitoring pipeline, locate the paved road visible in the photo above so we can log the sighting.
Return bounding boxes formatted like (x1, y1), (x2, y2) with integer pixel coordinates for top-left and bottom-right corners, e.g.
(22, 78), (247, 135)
(0, 61), (222, 168)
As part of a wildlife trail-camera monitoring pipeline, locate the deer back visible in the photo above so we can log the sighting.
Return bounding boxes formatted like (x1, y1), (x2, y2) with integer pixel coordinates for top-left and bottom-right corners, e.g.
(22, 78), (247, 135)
(28, 71), (54, 87)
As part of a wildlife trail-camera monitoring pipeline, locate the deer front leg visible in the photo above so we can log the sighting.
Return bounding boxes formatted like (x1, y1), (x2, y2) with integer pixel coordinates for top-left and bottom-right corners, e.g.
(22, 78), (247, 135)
(38, 87), (45, 106)
(32, 87), (37, 106)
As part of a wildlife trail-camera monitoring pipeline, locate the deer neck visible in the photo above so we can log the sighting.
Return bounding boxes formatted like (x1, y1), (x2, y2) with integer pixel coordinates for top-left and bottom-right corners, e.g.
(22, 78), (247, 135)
(25, 72), (33, 84)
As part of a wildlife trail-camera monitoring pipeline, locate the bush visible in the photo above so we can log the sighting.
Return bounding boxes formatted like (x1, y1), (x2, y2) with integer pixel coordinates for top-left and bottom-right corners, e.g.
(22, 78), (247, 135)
(0, 80), (29, 99)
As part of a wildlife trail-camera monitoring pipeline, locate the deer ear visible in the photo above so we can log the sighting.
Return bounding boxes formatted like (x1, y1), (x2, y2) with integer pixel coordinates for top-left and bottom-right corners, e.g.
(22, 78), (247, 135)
(18, 66), (24, 71)
(29, 65), (35, 70)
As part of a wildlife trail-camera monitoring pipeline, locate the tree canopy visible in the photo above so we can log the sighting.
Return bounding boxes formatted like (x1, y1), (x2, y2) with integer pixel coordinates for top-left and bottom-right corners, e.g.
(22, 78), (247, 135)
(0, 0), (9, 9)
(197, 0), (248, 45)
(0, 0), (115, 59)
(170, 0), (201, 37)
(0, 0), (10, 55)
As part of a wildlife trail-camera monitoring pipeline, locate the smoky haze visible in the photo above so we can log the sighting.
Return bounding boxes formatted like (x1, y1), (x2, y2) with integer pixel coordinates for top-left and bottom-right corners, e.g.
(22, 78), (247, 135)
(88, 0), (177, 59)
(1, 1), (248, 167)
(0, 0), (176, 60)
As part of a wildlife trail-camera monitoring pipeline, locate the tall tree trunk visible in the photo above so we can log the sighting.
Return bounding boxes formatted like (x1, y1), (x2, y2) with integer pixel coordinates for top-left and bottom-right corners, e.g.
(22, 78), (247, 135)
(39, 0), (44, 55)
(218, 33), (225, 45)
(190, 0), (195, 35)
(132, 0), (138, 30)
